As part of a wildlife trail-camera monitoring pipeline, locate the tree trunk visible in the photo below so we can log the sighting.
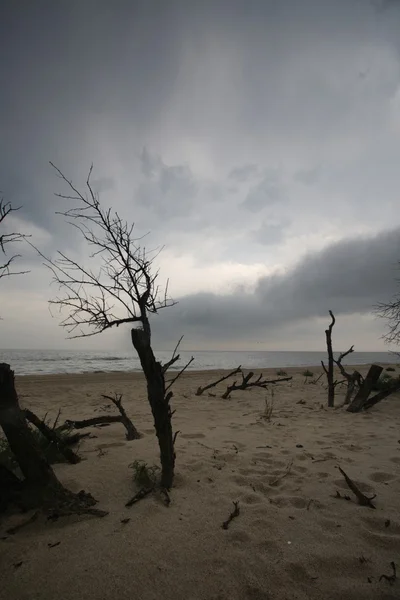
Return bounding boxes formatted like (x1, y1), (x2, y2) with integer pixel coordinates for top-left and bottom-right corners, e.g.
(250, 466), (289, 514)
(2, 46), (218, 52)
(131, 328), (175, 489)
(347, 364), (383, 413)
(325, 329), (335, 407)
(0, 364), (63, 494)
(363, 380), (400, 410)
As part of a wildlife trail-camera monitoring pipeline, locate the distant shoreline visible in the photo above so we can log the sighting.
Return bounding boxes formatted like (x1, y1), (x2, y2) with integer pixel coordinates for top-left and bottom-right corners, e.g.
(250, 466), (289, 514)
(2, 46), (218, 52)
(16, 361), (399, 380)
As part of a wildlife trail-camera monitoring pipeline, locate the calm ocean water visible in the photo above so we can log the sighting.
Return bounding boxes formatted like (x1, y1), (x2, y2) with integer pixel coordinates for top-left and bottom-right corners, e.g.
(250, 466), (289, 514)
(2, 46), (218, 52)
(0, 348), (398, 376)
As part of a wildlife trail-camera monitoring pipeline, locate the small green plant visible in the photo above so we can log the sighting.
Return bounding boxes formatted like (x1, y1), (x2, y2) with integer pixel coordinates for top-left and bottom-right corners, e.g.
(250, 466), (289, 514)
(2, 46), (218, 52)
(386, 367), (396, 372)
(372, 372), (399, 392)
(130, 460), (160, 488)
(276, 369), (288, 377)
(261, 389), (274, 422)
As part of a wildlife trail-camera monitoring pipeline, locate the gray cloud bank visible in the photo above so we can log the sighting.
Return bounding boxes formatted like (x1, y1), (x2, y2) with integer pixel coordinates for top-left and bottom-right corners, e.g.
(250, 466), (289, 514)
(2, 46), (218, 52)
(150, 227), (400, 348)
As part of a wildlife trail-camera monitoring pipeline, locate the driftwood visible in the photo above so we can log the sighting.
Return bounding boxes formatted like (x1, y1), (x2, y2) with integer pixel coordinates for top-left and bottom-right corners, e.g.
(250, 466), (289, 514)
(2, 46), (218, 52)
(62, 393), (140, 441)
(0, 363), (106, 518)
(24, 409), (81, 464)
(363, 379), (400, 410)
(347, 364), (383, 412)
(100, 393), (141, 440)
(222, 372), (292, 399)
(333, 346), (364, 405)
(338, 466), (376, 508)
(195, 366), (242, 396)
(125, 487), (153, 507)
(321, 311), (336, 407)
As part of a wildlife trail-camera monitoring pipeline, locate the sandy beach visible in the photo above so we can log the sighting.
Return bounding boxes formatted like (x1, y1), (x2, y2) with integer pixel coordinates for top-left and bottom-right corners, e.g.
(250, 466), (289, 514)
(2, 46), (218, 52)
(1, 364), (400, 600)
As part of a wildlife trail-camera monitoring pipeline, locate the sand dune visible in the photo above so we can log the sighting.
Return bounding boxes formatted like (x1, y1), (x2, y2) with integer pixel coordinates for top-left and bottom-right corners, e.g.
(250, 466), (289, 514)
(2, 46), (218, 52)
(1, 365), (400, 600)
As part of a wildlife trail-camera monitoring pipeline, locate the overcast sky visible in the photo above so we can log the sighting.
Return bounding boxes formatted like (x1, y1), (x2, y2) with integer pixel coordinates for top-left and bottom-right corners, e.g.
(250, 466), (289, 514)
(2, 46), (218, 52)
(1, 0), (400, 352)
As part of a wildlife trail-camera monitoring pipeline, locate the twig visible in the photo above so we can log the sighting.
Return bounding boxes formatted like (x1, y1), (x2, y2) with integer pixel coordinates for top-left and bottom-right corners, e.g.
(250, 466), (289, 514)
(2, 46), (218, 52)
(379, 562), (397, 585)
(125, 487), (153, 507)
(269, 460), (293, 486)
(162, 335), (184, 373)
(221, 501), (240, 530)
(6, 511), (40, 535)
(165, 356), (194, 392)
(338, 466), (376, 508)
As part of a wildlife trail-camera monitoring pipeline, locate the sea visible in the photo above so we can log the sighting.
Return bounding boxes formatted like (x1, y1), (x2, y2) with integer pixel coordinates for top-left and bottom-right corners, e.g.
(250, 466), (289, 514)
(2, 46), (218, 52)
(0, 348), (398, 376)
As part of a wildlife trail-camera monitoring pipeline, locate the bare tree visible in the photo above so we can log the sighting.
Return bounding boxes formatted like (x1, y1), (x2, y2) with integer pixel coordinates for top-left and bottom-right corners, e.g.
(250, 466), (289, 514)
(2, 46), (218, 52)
(36, 163), (184, 490)
(0, 197), (28, 280)
(321, 310), (336, 407)
(375, 270), (400, 346)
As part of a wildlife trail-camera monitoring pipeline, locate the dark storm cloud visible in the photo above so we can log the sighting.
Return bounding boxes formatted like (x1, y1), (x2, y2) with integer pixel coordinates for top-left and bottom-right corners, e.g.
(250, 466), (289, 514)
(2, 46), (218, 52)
(1, 0), (400, 351)
(151, 227), (400, 344)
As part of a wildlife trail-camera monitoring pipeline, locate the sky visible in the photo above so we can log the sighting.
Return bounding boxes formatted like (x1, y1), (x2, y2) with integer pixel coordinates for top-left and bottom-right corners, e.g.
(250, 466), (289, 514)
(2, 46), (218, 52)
(1, 0), (400, 352)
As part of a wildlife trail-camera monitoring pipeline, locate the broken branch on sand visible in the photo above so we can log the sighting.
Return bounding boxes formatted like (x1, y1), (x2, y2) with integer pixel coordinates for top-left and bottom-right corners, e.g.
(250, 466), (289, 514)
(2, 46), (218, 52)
(100, 393), (141, 440)
(62, 392), (140, 441)
(195, 366), (242, 396)
(221, 501), (240, 529)
(338, 466), (376, 508)
(125, 487), (154, 507)
(221, 372), (292, 399)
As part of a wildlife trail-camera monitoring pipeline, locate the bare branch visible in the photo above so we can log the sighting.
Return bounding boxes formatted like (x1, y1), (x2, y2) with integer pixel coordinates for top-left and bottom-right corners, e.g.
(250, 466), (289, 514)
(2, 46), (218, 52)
(29, 165), (177, 337)
(0, 198), (29, 280)
(165, 356), (195, 392)
(195, 366), (242, 396)
(221, 371), (292, 399)
(162, 336), (184, 374)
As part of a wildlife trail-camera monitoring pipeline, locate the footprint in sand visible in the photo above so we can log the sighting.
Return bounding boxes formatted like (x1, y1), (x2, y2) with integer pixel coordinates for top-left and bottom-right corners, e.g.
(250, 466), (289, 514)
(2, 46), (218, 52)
(333, 478), (375, 494)
(389, 456), (400, 465)
(227, 530), (252, 545)
(368, 471), (397, 483)
(240, 493), (263, 505)
(360, 515), (400, 535)
(268, 495), (308, 509)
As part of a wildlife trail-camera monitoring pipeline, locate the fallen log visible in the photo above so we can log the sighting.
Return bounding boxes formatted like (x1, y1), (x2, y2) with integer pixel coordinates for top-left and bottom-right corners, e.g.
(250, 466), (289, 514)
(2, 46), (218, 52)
(195, 366), (242, 396)
(347, 364), (383, 412)
(101, 394), (141, 440)
(24, 409), (81, 464)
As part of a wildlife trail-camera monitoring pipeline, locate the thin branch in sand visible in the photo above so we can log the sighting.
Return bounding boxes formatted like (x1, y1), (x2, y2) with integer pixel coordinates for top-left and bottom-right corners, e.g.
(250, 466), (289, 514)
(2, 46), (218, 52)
(6, 511), (40, 535)
(222, 371), (292, 399)
(195, 366), (242, 396)
(338, 466), (376, 508)
(221, 501), (240, 529)
(269, 460), (293, 487)
(125, 487), (154, 507)
(379, 562), (397, 585)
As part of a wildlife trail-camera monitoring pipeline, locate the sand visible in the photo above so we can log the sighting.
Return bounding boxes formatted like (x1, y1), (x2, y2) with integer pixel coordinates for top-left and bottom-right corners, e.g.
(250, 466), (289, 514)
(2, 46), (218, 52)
(1, 364), (400, 600)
